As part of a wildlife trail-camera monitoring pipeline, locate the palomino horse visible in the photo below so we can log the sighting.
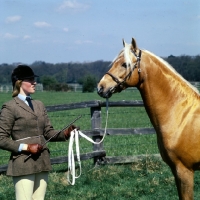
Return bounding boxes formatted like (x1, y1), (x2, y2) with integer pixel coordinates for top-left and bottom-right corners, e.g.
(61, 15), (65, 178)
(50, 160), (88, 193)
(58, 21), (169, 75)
(97, 38), (200, 200)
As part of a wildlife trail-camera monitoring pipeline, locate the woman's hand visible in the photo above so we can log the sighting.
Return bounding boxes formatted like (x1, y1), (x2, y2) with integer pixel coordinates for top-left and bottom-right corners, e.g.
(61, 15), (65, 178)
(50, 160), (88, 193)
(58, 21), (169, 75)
(64, 125), (80, 139)
(26, 144), (43, 154)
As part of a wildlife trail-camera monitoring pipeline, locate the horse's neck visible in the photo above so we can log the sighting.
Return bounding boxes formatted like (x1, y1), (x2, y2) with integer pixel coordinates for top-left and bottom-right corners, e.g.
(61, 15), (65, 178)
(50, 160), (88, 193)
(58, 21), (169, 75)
(138, 69), (172, 127)
(137, 53), (198, 130)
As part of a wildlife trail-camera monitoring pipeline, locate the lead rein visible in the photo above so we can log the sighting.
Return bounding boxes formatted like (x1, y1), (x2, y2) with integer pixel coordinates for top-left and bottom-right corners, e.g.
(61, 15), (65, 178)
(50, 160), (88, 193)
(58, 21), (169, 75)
(24, 115), (82, 162)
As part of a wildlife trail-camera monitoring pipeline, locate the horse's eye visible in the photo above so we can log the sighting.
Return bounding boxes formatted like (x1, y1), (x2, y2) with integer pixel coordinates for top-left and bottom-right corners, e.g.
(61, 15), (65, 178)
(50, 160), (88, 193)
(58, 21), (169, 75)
(122, 63), (127, 68)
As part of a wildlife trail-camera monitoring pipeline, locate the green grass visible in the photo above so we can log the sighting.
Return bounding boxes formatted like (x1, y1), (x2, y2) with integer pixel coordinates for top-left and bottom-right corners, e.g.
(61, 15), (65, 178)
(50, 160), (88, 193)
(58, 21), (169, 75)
(2, 158), (200, 200)
(0, 90), (200, 199)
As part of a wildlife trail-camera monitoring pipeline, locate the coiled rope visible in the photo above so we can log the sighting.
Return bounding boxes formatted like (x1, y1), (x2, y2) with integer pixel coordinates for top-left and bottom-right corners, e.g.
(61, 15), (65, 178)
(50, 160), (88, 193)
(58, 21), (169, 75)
(67, 99), (109, 185)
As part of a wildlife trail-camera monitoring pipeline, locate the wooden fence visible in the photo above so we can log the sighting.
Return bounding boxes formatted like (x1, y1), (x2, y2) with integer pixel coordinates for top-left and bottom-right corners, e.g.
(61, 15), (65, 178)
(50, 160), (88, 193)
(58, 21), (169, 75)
(0, 100), (158, 173)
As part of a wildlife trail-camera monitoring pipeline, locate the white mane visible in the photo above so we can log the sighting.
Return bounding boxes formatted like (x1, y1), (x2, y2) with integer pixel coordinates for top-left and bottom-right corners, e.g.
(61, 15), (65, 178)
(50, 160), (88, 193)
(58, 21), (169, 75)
(112, 46), (199, 95)
(144, 50), (199, 94)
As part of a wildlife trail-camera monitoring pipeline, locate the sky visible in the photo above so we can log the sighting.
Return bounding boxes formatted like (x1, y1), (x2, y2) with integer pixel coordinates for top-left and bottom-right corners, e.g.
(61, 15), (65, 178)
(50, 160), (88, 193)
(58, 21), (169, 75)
(0, 0), (199, 64)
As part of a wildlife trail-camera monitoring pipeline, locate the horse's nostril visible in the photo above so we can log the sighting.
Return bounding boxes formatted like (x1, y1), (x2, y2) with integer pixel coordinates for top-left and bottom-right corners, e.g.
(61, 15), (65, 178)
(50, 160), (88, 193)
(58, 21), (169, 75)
(97, 86), (103, 94)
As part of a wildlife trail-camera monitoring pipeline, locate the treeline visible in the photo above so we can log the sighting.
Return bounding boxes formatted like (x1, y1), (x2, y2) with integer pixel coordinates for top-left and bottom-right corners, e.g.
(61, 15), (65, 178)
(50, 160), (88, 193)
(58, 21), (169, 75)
(0, 55), (200, 86)
(0, 60), (110, 92)
(167, 55), (200, 81)
(0, 60), (110, 85)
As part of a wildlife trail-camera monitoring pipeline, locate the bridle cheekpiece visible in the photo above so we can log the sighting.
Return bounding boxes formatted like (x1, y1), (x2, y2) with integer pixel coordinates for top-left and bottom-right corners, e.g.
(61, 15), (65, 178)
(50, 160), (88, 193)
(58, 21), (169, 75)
(105, 49), (142, 93)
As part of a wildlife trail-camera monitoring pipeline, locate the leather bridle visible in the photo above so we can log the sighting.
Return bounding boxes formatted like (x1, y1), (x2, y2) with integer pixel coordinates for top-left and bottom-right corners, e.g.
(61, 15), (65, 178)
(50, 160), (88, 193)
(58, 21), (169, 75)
(105, 49), (142, 93)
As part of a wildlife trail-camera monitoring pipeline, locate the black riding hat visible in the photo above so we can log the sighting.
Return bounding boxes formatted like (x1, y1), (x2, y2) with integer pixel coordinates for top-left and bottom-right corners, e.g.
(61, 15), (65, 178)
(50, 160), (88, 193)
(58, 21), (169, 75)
(11, 64), (38, 87)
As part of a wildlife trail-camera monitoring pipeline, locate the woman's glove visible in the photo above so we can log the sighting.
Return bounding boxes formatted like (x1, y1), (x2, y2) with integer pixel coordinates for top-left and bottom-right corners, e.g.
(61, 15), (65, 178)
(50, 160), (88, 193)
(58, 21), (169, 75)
(64, 125), (80, 139)
(27, 144), (43, 154)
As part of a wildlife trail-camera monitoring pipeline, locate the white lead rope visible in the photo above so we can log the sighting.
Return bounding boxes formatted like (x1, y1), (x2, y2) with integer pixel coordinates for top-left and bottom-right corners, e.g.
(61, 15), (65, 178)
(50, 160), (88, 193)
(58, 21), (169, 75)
(67, 99), (109, 185)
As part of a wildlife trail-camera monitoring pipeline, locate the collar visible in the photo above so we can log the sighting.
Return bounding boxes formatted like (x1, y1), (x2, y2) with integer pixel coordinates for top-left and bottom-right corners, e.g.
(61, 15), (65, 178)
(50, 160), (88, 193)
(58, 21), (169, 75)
(18, 94), (32, 102)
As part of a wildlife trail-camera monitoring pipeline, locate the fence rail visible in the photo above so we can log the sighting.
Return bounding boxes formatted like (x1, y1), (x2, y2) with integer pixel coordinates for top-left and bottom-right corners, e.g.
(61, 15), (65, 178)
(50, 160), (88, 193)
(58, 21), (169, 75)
(0, 100), (156, 173)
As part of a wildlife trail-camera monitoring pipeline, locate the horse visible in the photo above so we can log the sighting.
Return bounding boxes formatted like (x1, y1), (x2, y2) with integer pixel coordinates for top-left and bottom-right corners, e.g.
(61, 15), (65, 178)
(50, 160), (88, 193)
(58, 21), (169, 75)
(97, 38), (200, 200)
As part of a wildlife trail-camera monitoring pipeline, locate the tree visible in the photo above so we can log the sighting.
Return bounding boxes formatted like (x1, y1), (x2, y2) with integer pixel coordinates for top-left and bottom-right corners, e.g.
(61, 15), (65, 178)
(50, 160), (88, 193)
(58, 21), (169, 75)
(54, 83), (72, 92)
(40, 76), (58, 91)
(82, 75), (97, 93)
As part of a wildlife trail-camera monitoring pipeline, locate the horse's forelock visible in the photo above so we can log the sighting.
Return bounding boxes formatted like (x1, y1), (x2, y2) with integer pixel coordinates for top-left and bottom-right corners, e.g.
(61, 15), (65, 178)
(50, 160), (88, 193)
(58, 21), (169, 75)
(124, 44), (132, 69)
(111, 46), (134, 71)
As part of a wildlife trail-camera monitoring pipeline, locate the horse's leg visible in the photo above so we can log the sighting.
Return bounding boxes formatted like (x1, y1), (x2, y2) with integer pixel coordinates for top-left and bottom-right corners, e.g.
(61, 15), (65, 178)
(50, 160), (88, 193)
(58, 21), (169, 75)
(171, 163), (194, 200)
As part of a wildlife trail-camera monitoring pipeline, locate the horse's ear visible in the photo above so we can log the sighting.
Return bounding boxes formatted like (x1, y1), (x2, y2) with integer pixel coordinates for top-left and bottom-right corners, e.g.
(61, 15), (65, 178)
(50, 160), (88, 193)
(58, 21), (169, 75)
(131, 38), (137, 49)
(122, 39), (126, 47)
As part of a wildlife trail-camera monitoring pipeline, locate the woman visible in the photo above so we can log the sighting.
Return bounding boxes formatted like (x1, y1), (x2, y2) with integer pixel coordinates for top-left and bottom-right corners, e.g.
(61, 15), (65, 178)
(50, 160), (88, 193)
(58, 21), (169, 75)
(0, 64), (78, 200)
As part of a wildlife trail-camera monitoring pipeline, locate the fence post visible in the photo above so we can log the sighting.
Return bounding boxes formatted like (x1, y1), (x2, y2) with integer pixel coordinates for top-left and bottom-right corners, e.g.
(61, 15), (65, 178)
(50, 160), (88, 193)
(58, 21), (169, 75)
(91, 104), (104, 165)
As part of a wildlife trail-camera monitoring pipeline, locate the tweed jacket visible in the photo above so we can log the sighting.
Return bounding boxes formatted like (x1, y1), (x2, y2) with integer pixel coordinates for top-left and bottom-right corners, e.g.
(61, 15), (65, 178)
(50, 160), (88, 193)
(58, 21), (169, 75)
(0, 97), (66, 176)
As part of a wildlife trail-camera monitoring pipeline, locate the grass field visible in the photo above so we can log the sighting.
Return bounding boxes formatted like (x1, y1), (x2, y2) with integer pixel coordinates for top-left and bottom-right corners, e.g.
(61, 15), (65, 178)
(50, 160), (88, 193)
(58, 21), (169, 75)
(0, 90), (200, 199)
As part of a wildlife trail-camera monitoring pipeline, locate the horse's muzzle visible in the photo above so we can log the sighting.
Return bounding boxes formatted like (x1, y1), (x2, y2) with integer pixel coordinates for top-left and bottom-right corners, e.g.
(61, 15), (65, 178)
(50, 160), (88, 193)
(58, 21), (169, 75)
(97, 86), (113, 98)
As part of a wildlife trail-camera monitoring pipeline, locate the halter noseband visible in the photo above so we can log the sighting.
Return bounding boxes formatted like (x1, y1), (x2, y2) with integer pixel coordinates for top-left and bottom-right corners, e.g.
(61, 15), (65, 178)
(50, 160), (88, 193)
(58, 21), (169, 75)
(106, 50), (142, 93)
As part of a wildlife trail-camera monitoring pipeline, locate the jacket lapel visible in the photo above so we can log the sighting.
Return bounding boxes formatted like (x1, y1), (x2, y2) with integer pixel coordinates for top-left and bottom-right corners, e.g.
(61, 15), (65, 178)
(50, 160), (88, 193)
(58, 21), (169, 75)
(31, 100), (40, 115)
(14, 97), (37, 115)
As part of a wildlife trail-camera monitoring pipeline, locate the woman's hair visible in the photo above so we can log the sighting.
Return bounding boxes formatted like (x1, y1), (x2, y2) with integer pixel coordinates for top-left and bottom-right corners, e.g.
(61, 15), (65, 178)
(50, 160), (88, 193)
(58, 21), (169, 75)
(12, 80), (22, 97)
